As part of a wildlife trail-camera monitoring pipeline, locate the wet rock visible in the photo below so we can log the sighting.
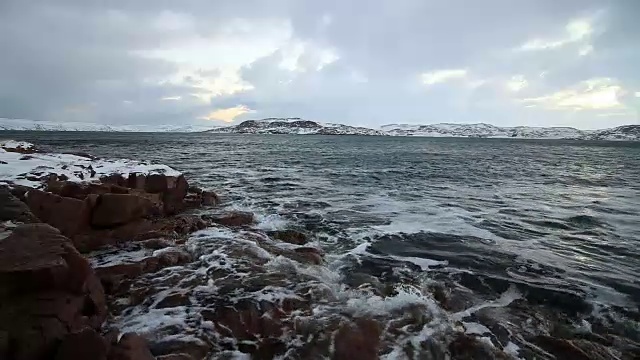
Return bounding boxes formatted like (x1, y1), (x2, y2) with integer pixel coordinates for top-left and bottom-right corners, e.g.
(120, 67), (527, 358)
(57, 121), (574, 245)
(109, 333), (155, 360)
(293, 247), (324, 265)
(201, 190), (219, 206)
(268, 229), (308, 245)
(448, 334), (510, 360)
(0, 224), (107, 360)
(156, 355), (195, 360)
(93, 247), (191, 294)
(55, 328), (109, 360)
(91, 193), (155, 228)
(162, 175), (189, 215)
(127, 173), (146, 190)
(0, 187), (38, 223)
(334, 318), (382, 360)
(208, 211), (255, 227)
(26, 189), (92, 237)
(148, 338), (211, 360)
(100, 174), (127, 187)
(532, 336), (618, 360)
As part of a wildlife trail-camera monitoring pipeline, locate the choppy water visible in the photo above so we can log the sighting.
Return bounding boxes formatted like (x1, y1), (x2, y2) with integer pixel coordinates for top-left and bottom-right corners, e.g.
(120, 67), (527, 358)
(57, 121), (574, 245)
(6, 131), (640, 358)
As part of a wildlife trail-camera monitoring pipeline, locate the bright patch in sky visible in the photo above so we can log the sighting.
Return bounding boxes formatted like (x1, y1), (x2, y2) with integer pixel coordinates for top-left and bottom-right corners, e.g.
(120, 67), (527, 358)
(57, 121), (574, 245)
(521, 78), (625, 111)
(519, 18), (593, 52)
(506, 75), (528, 92)
(421, 69), (468, 86)
(201, 105), (253, 122)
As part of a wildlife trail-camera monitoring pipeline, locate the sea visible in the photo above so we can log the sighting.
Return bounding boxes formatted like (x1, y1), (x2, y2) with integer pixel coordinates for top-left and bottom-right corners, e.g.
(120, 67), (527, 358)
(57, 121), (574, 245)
(4, 131), (640, 359)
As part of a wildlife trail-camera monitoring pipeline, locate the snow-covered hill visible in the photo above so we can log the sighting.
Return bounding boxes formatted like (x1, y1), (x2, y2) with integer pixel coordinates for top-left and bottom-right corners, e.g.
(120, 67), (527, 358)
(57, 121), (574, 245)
(381, 123), (590, 139)
(0, 118), (216, 132)
(583, 125), (640, 141)
(205, 118), (385, 136)
(2, 117), (638, 141)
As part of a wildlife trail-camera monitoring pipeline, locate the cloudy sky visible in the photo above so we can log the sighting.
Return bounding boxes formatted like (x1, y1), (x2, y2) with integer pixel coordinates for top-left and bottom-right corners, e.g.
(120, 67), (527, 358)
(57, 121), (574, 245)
(1, 0), (639, 129)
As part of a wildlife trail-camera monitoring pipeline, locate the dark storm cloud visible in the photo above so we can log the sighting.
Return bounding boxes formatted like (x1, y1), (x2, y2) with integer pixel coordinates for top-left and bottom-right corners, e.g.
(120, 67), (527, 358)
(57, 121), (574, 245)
(0, 0), (638, 128)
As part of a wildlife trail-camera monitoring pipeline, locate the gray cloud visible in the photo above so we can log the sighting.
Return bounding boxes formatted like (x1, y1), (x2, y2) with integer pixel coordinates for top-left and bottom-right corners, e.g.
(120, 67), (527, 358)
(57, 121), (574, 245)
(1, 0), (638, 129)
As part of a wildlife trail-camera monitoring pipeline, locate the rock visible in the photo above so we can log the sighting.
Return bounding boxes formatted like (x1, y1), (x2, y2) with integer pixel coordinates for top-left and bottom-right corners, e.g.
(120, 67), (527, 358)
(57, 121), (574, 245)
(0, 224), (107, 360)
(162, 175), (189, 215)
(26, 189), (92, 237)
(108, 333), (155, 360)
(187, 186), (202, 194)
(148, 338), (211, 360)
(156, 355), (195, 360)
(145, 174), (174, 193)
(448, 334), (509, 360)
(268, 229), (308, 245)
(532, 336), (617, 360)
(93, 247), (191, 294)
(127, 173), (146, 190)
(334, 318), (381, 360)
(55, 328), (109, 360)
(208, 211), (255, 227)
(293, 247), (323, 265)
(0, 187), (38, 223)
(91, 193), (154, 228)
(201, 191), (219, 206)
(100, 174), (127, 187)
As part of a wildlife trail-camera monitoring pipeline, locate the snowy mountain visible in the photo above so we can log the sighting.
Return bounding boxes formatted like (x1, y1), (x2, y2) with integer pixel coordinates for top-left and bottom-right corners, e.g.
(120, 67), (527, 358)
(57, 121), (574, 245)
(0, 118), (216, 132)
(582, 125), (640, 141)
(205, 118), (385, 136)
(381, 123), (590, 139)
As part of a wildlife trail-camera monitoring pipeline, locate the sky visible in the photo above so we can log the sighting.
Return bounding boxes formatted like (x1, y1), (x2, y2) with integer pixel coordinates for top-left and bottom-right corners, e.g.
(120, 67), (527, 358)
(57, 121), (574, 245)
(1, 0), (639, 130)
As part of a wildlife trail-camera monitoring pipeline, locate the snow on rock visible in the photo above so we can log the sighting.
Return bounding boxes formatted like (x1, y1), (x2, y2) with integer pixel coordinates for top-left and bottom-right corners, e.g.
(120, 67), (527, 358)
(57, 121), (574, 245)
(381, 123), (591, 139)
(0, 140), (37, 152)
(0, 141), (181, 188)
(206, 118), (385, 136)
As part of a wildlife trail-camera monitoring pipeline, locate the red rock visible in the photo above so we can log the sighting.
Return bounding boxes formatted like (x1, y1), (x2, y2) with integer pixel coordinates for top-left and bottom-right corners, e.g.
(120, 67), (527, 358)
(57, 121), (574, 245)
(55, 328), (109, 360)
(294, 247), (324, 265)
(208, 211), (255, 227)
(201, 191), (219, 206)
(269, 230), (308, 245)
(0, 187), (38, 223)
(91, 193), (154, 228)
(100, 174), (127, 187)
(108, 333), (155, 360)
(162, 175), (189, 215)
(144, 174), (173, 193)
(334, 318), (381, 360)
(26, 190), (92, 237)
(0, 224), (107, 360)
(127, 173), (146, 190)
(532, 336), (612, 360)
(449, 334), (510, 360)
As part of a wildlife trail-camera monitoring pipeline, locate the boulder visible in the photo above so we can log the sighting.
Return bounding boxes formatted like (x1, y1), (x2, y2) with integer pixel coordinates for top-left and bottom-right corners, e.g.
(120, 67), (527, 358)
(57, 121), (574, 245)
(532, 336), (616, 360)
(201, 191), (219, 206)
(54, 328), (109, 360)
(91, 193), (154, 228)
(26, 189), (92, 237)
(0, 224), (107, 360)
(448, 334), (510, 360)
(162, 175), (189, 215)
(127, 173), (146, 190)
(0, 187), (38, 223)
(208, 211), (255, 227)
(293, 247), (323, 265)
(100, 174), (127, 187)
(268, 230), (308, 245)
(108, 333), (155, 360)
(334, 318), (381, 360)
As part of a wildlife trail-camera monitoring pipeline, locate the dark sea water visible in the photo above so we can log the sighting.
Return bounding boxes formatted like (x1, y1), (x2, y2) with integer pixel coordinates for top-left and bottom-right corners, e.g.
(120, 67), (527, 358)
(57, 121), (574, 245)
(5, 131), (640, 358)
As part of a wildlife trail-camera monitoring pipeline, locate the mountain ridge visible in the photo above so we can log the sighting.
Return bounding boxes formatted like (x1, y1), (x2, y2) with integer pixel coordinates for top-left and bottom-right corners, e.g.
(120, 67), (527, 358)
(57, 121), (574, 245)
(1, 117), (639, 140)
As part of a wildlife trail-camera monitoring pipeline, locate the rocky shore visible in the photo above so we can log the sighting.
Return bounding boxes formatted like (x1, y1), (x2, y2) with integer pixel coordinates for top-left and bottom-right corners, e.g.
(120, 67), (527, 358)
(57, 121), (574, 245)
(1, 140), (639, 360)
